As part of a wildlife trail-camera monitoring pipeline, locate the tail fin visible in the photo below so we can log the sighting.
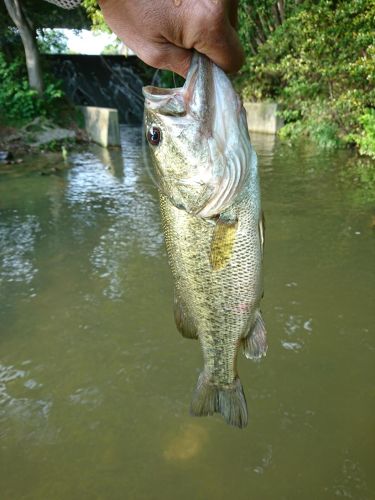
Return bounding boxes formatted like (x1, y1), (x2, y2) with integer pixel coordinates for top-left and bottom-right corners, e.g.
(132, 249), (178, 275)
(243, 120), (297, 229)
(190, 373), (248, 428)
(243, 311), (267, 360)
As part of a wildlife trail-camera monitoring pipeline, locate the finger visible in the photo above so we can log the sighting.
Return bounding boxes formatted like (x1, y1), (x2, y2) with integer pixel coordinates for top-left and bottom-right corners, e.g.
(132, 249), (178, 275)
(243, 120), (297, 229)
(136, 41), (193, 77)
(194, 23), (245, 73)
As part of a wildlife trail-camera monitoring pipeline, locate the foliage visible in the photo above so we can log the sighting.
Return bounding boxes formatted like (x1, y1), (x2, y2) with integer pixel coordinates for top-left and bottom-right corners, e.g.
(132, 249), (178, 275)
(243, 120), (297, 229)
(82, 0), (108, 31)
(236, 0), (375, 156)
(0, 0), (90, 30)
(0, 26), (22, 59)
(345, 110), (375, 159)
(2, 0), (91, 97)
(0, 51), (64, 125)
(37, 29), (69, 54)
(101, 36), (122, 55)
(238, 0), (293, 56)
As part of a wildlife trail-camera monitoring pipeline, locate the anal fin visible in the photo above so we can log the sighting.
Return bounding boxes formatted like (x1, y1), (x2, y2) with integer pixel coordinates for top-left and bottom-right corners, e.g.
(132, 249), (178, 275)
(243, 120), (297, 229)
(174, 292), (198, 339)
(243, 311), (267, 360)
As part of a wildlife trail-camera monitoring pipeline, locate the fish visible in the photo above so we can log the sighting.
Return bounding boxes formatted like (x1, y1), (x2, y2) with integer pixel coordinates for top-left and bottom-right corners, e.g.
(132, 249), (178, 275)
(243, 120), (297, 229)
(143, 52), (267, 428)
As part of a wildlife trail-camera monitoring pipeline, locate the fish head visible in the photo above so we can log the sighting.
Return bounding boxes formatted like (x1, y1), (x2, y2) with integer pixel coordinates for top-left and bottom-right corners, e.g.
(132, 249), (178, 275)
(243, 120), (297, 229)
(143, 52), (255, 217)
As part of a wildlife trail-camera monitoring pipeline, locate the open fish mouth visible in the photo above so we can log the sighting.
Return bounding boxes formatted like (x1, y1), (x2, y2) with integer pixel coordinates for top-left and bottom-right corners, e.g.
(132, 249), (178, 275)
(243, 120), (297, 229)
(143, 86), (186, 116)
(143, 53), (201, 117)
(143, 51), (255, 217)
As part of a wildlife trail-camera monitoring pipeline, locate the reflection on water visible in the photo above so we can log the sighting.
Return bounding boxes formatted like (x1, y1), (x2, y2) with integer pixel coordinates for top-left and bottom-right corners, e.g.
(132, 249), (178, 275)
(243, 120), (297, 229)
(0, 126), (374, 499)
(69, 386), (103, 409)
(163, 422), (208, 461)
(0, 215), (40, 284)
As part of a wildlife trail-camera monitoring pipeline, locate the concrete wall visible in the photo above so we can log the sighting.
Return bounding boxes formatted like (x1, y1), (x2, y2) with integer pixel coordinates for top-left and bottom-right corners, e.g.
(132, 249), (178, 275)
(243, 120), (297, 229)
(45, 54), (156, 124)
(80, 106), (121, 148)
(244, 102), (283, 134)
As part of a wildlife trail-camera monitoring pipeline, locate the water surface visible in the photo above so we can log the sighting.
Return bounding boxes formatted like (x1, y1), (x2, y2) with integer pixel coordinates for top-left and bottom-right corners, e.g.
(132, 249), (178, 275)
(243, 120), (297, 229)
(0, 127), (374, 499)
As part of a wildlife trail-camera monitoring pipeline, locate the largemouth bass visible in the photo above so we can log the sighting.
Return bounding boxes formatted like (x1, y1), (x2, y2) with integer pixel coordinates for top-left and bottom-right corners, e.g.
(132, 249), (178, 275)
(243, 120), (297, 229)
(143, 52), (267, 428)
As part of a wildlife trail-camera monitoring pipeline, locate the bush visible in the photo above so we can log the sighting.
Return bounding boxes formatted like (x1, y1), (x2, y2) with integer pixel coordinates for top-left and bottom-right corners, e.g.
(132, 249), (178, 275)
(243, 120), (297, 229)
(345, 110), (375, 159)
(0, 52), (64, 125)
(236, 0), (375, 155)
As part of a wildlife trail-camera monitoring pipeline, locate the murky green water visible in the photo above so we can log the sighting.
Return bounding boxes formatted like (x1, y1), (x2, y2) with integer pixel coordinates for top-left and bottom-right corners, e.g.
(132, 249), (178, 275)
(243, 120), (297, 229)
(1, 127), (374, 500)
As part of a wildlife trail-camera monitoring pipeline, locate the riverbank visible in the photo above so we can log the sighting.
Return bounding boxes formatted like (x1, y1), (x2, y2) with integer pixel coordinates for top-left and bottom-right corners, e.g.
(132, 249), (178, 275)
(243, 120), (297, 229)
(236, 0), (375, 159)
(0, 117), (88, 166)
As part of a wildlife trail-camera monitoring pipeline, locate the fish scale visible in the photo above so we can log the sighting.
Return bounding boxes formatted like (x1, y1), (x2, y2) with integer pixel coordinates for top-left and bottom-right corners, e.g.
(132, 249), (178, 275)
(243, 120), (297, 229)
(160, 184), (264, 427)
(143, 52), (267, 428)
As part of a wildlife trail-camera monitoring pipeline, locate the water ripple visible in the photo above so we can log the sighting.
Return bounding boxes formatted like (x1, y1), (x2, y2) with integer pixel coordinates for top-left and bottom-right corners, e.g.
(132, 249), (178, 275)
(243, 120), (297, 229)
(0, 215), (40, 284)
(0, 363), (51, 421)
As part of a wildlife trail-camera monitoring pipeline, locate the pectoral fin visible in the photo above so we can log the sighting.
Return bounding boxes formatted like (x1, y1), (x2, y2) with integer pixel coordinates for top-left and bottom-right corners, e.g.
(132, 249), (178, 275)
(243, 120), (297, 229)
(209, 217), (238, 271)
(174, 291), (198, 339)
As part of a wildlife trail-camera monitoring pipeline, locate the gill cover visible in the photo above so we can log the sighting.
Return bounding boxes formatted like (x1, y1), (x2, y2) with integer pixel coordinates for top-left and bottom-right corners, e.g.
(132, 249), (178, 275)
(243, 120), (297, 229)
(143, 52), (256, 217)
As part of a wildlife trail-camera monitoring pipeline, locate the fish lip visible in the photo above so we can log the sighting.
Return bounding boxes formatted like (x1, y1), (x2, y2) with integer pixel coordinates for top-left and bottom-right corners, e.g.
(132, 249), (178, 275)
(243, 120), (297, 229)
(142, 86), (180, 98)
(143, 86), (186, 116)
(142, 51), (202, 115)
(142, 51), (200, 102)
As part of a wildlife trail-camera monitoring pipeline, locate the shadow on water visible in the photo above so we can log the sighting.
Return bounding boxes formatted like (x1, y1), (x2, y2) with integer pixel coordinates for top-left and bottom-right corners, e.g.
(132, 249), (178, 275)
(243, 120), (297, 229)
(0, 126), (374, 500)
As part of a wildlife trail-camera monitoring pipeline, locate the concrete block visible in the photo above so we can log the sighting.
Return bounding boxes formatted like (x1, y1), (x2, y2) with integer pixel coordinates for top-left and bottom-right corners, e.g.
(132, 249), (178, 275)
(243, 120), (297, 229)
(244, 102), (283, 134)
(80, 106), (121, 147)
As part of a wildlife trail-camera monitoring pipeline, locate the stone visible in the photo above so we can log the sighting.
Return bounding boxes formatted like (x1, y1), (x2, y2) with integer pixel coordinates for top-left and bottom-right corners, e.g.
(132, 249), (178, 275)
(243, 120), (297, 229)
(22, 117), (76, 147)
(31, 128), (76, 147)
(0, 151), (13, 164)
(244, 102), (283, 134)
(80, 106), (121, 148)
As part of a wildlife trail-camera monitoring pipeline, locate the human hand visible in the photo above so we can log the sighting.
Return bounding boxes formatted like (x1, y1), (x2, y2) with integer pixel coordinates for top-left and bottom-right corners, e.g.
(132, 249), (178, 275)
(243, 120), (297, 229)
(98, 0), (244, 76)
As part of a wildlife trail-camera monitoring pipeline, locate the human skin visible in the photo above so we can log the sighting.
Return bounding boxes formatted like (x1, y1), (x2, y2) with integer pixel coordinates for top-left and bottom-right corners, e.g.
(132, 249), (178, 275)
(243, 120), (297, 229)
(98, 0), (244, 76)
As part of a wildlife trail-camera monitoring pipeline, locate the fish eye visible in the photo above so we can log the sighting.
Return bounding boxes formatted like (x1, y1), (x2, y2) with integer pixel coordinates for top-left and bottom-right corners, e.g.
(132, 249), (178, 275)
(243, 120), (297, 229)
(147, 126), (162, 146)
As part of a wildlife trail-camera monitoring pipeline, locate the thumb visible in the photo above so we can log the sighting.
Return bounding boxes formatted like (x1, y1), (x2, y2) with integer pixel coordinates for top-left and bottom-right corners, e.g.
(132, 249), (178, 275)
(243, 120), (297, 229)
(194, 22), (245, 74)
(137, 42), (193, 78)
